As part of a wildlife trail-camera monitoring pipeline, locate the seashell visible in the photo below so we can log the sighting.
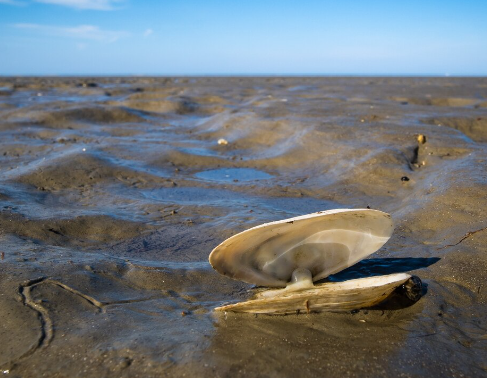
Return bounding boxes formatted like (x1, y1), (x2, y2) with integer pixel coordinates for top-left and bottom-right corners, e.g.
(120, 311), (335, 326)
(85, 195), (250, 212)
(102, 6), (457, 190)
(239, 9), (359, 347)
(209, 209), (422, 314)
(210, 209), (393, 287)
(215, 273), (415, 314)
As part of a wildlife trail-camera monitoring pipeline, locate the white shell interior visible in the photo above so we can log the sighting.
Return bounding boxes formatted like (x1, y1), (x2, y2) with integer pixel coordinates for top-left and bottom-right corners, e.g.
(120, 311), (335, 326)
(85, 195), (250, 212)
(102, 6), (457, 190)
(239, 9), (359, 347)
(209, 209), (393, 287)
(255, 272), (411, 299)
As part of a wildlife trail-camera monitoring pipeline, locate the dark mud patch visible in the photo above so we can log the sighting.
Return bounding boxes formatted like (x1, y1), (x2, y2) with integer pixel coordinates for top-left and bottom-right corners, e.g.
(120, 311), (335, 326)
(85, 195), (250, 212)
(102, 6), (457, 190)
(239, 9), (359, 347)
(0, 143), (52, 158)
(358, 113), (387, 123)
(8, 106), (146, 128)
(122, 261), (244, 300)
(142, 186), (340, 216)
(173, 96), (226, 115)
(0, 103), (16, 111)
(0, 294), (43, 367)
(2, 265), (215, 377)
(333, 147), (413, 189)
(0, 213), (150, 247)
(52, 106), (146, 125)
(100, 126), (146, 137)
(424, 117), (487, 142)
(205, 305), (423, 377)
(119, 95), (225, 115)
(125, 90), (174, 101)
(153, 149), (236, 171)
(14, 152), (165, 191)
(0, 87), (13, 96)
(118, 99), (180, 114)
(0, 191), (10, 200)
(392, 97), (480, 107)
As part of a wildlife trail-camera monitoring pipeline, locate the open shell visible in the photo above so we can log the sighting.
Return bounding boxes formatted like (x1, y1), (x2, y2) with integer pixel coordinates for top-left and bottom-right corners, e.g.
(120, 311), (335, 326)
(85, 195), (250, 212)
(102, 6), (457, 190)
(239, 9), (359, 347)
(209, 209), (423, 314)
(209, 209), (394, 287)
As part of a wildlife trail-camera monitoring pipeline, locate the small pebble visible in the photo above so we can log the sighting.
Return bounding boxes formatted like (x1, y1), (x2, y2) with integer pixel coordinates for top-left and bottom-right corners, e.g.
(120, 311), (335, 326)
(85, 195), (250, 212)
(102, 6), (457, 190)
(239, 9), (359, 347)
(217, 138), (228, 145)
(417, 134), (427, 144)
(401, 176), (410, 182)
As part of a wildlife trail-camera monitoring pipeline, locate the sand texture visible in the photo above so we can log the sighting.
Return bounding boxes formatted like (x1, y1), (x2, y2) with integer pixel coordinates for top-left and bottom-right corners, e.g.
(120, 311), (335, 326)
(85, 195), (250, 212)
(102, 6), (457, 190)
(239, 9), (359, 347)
(0, 77), (486, 377)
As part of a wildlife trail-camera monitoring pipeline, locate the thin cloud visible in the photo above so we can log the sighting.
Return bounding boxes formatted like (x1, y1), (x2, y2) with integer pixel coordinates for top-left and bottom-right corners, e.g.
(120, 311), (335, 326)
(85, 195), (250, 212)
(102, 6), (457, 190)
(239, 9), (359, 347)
(143, 28), (153, 38)
(0, 0), (26, 5)
(14, 23), (129, 42)
(34, 0), (123, 10)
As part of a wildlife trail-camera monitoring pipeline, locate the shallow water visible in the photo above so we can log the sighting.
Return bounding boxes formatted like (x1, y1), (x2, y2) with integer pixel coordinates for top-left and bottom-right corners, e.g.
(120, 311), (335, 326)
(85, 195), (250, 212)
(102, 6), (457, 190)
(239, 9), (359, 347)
(194, 167), (273, 182)
(0, 77), (486, 377)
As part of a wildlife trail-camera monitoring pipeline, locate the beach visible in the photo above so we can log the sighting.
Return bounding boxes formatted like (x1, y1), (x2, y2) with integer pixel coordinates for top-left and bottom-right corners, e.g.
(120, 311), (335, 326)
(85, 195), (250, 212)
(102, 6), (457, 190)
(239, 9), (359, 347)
(0, 76), (486, 377)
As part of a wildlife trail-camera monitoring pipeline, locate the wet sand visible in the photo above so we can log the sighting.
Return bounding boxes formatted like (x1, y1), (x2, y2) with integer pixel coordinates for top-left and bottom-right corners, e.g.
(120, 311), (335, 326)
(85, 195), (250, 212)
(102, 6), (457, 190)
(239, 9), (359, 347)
(0, 77), (486, 377)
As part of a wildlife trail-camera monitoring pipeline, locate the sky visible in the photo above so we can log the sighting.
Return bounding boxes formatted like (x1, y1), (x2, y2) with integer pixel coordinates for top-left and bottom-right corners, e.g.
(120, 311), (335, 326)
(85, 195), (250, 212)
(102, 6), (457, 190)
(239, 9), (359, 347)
(0, 0), (486, 76)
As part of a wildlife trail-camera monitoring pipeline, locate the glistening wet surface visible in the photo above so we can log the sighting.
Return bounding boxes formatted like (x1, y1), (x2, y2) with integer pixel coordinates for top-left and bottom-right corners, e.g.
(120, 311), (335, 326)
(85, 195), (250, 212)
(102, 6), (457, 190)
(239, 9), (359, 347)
(143, 187), (337, 215)
(194, 167), (273, 182)
(0, 77), (486, 377)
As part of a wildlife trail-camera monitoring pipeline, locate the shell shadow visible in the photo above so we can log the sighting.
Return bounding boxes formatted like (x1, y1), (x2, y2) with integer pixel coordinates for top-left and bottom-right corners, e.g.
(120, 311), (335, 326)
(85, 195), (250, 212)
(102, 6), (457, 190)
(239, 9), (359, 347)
(326, 257), (440, 282)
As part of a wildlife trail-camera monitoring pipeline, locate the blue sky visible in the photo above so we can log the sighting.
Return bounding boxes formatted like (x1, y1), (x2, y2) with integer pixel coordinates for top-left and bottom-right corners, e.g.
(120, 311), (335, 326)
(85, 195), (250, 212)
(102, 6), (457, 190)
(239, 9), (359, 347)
(0, 0), (486, 75)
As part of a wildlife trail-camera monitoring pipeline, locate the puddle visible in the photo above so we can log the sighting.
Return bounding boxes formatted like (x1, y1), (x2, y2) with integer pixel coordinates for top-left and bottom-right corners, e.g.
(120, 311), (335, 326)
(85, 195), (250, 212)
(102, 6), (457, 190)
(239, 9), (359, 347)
(287, 85), (318, 92)
(0, 87), (13, 94)
(194, 168), (273, 182)
(143, 186), (340, 217)
(178, 147), (221, 157)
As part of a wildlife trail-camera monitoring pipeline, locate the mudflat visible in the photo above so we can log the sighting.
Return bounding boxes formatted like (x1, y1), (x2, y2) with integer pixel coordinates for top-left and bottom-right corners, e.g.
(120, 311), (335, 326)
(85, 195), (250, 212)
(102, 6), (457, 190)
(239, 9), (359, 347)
(0, 77), (486, 377)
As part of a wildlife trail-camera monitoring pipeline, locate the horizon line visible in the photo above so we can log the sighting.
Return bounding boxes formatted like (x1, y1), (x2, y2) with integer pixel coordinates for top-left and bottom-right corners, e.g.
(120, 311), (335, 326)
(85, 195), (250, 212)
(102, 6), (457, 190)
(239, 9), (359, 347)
(1, 73), (487, 78)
